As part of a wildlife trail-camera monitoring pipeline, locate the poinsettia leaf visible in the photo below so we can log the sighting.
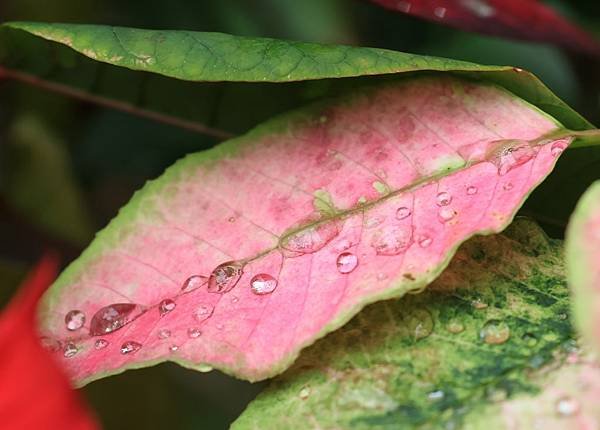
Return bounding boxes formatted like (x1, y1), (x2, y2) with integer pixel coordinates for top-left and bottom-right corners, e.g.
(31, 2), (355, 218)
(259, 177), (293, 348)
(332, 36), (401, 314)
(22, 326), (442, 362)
(0, 22), (593, 134)
(233, 219), (588, 430)
(38, 75), (583, 385)
(566, 181), (600, 355)
(368, 0), (600, 56)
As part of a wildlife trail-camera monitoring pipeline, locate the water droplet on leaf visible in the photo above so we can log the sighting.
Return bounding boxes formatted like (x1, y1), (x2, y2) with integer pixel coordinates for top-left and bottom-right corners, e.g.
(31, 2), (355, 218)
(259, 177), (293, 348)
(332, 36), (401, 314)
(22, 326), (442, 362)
(466, 186), (478, 195)
(427, 390), (445, 401)
(94, 339), (108, 350)
(503, 182), (514, 191)
(120, 341), (142, 355)
(407, 309), (433, 340)
(65, 310), (86, 331)
(158, 329), (171, 339)
(169, 345), (179, 352)
(371, 226), (413, 256)
(251, 274), (278, 295)
(188, 327), (202, 338)
(555, 396), (579, 416)
(181, 275), (208, 293)
(281, 220), (341, 256)
(336, 252), (358, 274)
(438, 207), (457, 222)
(63, 342), (78, 358)
(89, 303), (143, 336)
(434, 6), (447, 18)
(522, 333), (538, 347)
(471, 298), (488, 309)
(208, 261), (244, 293)
(195, 304), (214, 322)
(493, 141), (536, 176)
(418, 236), (432, 248)
(551, 141), (567, 156)
(158, 299), (176, 316)
(395, 206), (411, 220)
(299, 386), (311, 400)
(480, 319), (510, 344)
(436, 192), (452, 206)
(447, 319), (465, 334)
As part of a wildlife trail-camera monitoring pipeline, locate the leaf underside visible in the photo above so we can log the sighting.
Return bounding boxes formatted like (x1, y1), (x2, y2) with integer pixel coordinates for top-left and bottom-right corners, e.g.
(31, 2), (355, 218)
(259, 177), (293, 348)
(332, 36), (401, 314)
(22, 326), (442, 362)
(40, 75), (571, 385)
(234, 220), (596, 430)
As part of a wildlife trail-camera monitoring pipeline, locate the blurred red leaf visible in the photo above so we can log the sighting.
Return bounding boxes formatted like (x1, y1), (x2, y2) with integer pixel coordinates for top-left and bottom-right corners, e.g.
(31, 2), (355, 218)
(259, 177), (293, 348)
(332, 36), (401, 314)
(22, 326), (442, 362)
(0, 254), (99, 430)
(369, 0), (600, 56)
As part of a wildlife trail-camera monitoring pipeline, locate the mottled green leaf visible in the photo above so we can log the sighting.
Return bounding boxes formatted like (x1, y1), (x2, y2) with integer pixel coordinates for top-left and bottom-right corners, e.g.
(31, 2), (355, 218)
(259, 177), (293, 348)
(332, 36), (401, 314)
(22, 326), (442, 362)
(233, 219), (582, 430)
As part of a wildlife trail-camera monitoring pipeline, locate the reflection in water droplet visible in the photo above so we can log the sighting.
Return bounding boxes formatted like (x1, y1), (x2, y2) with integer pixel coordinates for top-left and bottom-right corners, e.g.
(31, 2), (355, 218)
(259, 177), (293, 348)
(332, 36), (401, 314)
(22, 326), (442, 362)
(480, 320), (510, 344)
(63, 342), (78, 358)
(92, 340), (107, 351)
(65, 310), (86, 331)
(169, 345), (179, 352)
(418, 236), (432, 248)
(493, 141), (536, 176)
(447, 319), (465, 334)
(438, 207), (457, 222)
(551, 142), (567, 156)
(158, 329), (171, 339)
(555, 396), (579, 417)
(89, 303), (143, 336)
(195, 304), (214, 322)
(436, 192), (452, 206)
(208, 261), (244, 293)
(120, 341), (142, 355)
(299, 386), (311, 400)
(427, 390), (445, 401)
(188, 327), (202, 339)
(181, 275), (208, 293)
(471, 298), (488, 310)
(251, 274), (278, 295)
(466, 186), (478, 195)
(158, 299), (176, 316)
(371, 226), (413, 256)
(396, 206), (411, 220)
(336, 252), (358, 274)
(503, 182), (514, 191)
(281, 220), (341, 256)
(522, 333), (538, 347)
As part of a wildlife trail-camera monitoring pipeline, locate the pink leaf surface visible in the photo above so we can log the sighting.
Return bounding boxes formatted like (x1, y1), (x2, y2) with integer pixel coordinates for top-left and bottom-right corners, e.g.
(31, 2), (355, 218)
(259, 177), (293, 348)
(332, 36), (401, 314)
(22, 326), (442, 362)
(369, 0), (600, 56)
(40, 76), (572, 385)
(567, 181), (600, 356)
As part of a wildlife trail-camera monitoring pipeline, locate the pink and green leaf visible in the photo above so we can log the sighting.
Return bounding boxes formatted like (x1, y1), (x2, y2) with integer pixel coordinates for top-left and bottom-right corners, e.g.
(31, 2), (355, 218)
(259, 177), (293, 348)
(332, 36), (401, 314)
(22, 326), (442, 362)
(567, 181), (600, 356)
(38, 75), (580, 385)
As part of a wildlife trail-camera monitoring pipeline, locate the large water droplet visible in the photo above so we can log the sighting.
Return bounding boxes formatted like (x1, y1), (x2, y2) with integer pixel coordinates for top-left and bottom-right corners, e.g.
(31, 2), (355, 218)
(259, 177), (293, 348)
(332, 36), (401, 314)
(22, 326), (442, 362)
(493, 141), (536, 176)
(371, 226), (413, 256)
(407, 309), (433, 340)
(188, 327), (202, 339)
(195, 304), (214, 322)
(336, 252), (358, 274)
(280, 220), (341, 256)
(466, 186), (478, 195)
(480, 319), (510, 344)
(181, 275), (208, 293)
(251, 274), (278, 295)
(120, 341), (142, 355)
(158, 329), (171, 339)
(436, 192), (452, 206)
(94, 339), (109, 350)
(158, 299), (176, 316)
(418, 235), (432, 248)
(89, 303), (143, 336)
(65, 310), (86, 331)
(555, 396), (579, 417)
(447, 319), (465, 334)
(207, 261), (244, 294)
(551, 141), (567, 157)
(395, 206), (411, 220)
(438, 207), (457, 223)
(63, 342), (78, 358)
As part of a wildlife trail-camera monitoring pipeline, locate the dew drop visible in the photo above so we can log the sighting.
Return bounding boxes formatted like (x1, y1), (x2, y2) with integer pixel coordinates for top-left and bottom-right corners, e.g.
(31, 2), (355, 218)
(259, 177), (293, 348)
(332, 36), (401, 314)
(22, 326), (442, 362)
(207, 261), (244, 294)
(436, 191), (452, 206)
(522, 332), (538, 347)
(280, 220), (341, 256)
(447, 319), (465, 334)
(195, 304), (214, 322)
(336, 252), (358, 274)
(471, 298), (488, 310)
(438, 207), (457, 223)
(503, 182), (514, 191)
(158, 329), (171, 339)
(371, 226), (413, 256)
(395, 206), (412, 220)
(251, 274), (278, 295)
(231, 296), (239, 304)
(480, 319), (510, 344)
(94, 339), (109, 350)
(89, 303), (144, 336)
(228, 216), (236, 223)
(158, 299), (176, 317)
(169, 345), (179, 352)
(551, 141), (567, 157)
(461, 0), (495, 18)
(407, 309), (434, 340)
(434, 6), (447, 17)
(396, 0), (411, 12)
(188, 327), (202, 339)
(493, 141), (536, 176)
(299, 386), (311, 400)
(555, 396), (579, 417)
(418, 235), (432, 248)
(120, 341), (142, 355)
(181, 275), (208, 293)
(65, 310), (86, 331)
(427, 390), (445, 401)
(466, 186), (478, 195)
(63, 342), (78, 358)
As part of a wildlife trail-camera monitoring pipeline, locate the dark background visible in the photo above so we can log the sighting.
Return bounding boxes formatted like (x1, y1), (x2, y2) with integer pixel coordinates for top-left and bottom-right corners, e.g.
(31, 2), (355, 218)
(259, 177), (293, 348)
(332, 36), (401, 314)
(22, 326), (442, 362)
(1, 1), (599, 428)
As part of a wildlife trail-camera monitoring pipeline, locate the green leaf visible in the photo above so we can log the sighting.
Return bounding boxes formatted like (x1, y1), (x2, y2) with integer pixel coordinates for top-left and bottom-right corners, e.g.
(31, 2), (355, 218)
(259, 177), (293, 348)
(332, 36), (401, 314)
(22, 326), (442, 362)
(0, 21), (594, 135)
(233, 219), (581, 430)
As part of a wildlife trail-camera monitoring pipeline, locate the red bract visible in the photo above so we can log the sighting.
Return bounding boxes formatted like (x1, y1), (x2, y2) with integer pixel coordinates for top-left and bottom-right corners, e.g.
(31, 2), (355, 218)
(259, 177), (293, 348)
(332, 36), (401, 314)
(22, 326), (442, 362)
(0, 254), (98, 430)
(369, 0), (600, 56)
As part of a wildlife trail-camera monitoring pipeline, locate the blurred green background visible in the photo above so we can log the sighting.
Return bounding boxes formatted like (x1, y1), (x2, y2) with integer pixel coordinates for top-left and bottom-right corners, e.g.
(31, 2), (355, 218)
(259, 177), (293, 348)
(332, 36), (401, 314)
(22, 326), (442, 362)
(1, 1), (599, 428)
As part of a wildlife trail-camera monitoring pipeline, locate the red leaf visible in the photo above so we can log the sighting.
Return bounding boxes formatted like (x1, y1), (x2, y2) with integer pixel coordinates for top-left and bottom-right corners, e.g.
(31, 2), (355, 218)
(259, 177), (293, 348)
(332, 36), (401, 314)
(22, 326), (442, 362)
(0, 254), (98, 430)
(369, 0), (600, 56)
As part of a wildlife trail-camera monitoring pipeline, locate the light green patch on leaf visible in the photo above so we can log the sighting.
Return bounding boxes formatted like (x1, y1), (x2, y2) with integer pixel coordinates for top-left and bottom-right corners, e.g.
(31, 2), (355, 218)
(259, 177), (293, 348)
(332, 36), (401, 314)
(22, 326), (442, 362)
(233, 219), (576, 430)
(313, 188), (337, 216)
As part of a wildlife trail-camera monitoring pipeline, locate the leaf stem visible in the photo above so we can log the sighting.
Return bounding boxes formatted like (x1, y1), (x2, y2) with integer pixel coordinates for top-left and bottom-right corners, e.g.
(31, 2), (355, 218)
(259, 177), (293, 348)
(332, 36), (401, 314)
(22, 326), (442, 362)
(0, 66), (236, 140)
